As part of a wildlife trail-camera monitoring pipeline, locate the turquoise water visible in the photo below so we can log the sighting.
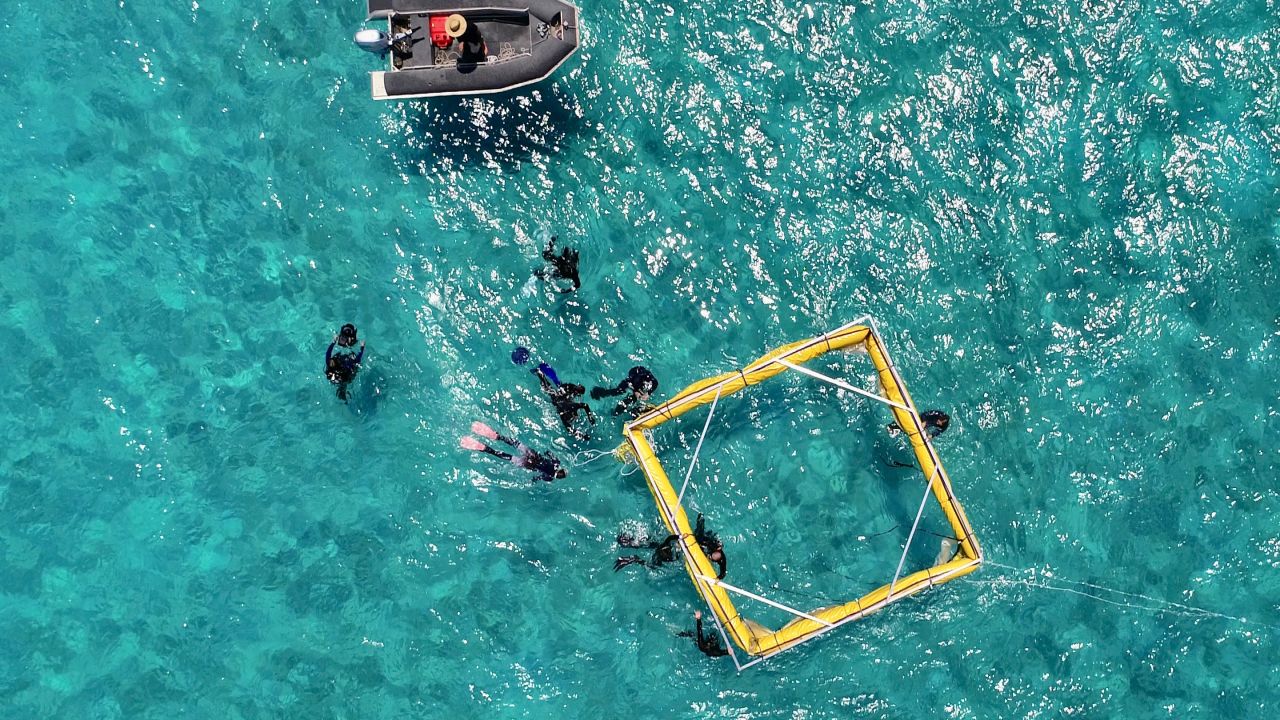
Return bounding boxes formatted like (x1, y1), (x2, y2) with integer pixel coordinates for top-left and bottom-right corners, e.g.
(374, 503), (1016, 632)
(2, 0), (1278, 716)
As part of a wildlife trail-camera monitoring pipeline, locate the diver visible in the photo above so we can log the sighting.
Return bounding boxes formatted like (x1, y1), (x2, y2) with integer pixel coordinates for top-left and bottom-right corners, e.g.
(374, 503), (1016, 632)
(676, 611), (729, 658)
(324, 323), (365, 402)
(533, 363), (596, 440)
(591, 366), (659, 417)
(691, 512), (728, 580)
(613, 530), (679, 572)
(614, 513), (726, 579)
(537, 235), (581, 293)
(887, 409), (950, 438)
(460, 421), (567, 482)
(512, 347), (596, 439)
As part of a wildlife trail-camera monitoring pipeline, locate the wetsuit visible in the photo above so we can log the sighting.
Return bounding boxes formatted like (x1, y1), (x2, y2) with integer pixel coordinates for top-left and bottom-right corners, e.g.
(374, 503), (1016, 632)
(921, 410), (950, 437)
(540, 236), (580, 293)
(693, 514), (727, 579)
(614, 533), (678, 571)
(616, 517), (726, 577)
(534, 366), (595, 439)
(888, 410), (950, 438)
(694, 615), (729, 658)
(591, 366), (659, 416)
(325, 343), (364, 400)
(478, 430), (563, 482)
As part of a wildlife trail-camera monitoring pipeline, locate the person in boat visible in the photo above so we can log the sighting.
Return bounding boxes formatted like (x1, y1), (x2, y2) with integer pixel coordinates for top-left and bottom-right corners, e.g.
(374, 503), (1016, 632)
(461, 421), (567, 482)
(888, 409), (950, 438)
(533, 362), (596, 440)
(538, 236), (581, 293)
(677, 611), (729, 658)
(614, 514), (726, 579)
(444, 14), (487, 62)
(591, 366), (659, 417)
(325, 324), (365, 401)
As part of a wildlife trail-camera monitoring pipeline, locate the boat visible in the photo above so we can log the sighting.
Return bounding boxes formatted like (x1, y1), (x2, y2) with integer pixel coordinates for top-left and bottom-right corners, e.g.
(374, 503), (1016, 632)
(357, 1), (580, 100)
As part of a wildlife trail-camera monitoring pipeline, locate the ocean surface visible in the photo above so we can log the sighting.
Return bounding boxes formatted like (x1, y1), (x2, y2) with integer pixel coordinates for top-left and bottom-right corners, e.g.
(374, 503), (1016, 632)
(2, 0), (1278, 717)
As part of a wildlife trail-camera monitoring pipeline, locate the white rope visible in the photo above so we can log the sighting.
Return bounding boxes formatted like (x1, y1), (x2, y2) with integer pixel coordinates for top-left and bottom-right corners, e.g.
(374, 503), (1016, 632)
(774, 358), (910, 411)
(677, 386), (722, 504)
(889, 462), (941, 597)
(567, 448), (614, 468)
(698, 575), (834, 627)
(978, 561), (1272, 628)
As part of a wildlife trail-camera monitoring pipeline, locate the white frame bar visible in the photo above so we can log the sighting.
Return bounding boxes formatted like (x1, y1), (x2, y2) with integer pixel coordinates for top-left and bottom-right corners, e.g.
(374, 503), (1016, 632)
(677, 386), (722, 504)
(697, 575), (835, 627)
(889, 462), (942, 596)
(773, 358), (910, 412)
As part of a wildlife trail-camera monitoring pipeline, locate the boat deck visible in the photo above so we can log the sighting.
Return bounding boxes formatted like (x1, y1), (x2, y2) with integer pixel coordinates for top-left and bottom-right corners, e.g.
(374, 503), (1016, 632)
(392, 12), (532, 71)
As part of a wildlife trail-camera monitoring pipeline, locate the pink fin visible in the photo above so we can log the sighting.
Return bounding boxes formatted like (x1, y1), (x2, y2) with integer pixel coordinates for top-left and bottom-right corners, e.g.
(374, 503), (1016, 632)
(471, 421), (498, 440)
(460, 436), (486, 451)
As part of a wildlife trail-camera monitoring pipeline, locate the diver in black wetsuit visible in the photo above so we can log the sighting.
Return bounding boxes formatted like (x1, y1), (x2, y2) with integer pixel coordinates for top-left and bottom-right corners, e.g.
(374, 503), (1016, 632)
(591, 366), (659, 417)
(888, 409), (951, 438)
(690, 513), (727, 580)
(614, 513), (726, 579)
(677, 611), (729, 658)
(533, 363), (596, 440)
(613, 531), (679, 571)
(537, 236), (580, 293)
(325, 324), (365, 401)
(461, 421), (567, 482)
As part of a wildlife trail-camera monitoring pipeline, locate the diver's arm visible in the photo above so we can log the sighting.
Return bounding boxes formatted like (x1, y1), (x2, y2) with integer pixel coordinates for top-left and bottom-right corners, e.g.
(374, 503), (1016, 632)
(592, 380), (629, 399)
(715, 555), (727, 580)
(534, 367), (554, 391)
(653, 534), (679, 555)
(325, 341), (336, 367)
(354, 342), (365, 364)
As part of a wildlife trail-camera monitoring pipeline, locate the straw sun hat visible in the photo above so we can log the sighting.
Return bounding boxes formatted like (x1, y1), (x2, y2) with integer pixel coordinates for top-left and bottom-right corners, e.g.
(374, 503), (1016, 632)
(444, 14), (468, 38)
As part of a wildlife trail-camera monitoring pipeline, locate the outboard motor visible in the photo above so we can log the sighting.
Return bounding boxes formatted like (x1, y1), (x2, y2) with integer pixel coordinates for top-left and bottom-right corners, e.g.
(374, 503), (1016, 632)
(353, 28), (390, 55)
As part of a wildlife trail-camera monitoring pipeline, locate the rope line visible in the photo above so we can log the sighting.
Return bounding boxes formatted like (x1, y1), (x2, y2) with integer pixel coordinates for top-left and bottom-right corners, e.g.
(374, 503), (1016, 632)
(566, 448), (615, 468)
(976, 560), (1274, 630)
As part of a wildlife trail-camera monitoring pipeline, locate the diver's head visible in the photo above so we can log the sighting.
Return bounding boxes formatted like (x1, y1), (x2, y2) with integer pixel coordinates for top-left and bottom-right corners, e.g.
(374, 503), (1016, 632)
(935, 415), (950, 431)
(554, 466), (568, 480)
(628, 366), (657, 393)
(338, 323), (358, 347)
(709, 549), (724, 563)
(564, 383), (586, 397)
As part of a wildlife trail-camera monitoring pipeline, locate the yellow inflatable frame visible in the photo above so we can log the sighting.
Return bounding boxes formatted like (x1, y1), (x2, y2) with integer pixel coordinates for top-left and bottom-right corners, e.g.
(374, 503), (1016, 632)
(620, 318), (983, 667)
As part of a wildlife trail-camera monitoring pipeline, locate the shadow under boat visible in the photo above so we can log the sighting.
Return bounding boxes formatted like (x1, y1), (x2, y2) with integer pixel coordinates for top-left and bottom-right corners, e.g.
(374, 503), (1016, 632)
(361, 0), (580, 100)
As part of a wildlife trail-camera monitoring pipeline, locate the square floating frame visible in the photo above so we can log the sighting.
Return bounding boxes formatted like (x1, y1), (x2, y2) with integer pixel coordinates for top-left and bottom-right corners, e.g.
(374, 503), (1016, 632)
(619, 318), (984, 669)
